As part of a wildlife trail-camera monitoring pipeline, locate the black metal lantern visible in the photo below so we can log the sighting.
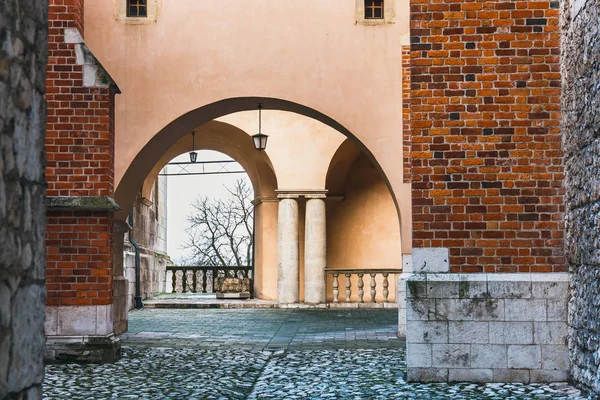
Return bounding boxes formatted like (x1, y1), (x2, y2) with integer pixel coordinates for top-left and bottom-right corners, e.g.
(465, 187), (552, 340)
(189, 131), (198, 163)
(252, 104), (269, 151)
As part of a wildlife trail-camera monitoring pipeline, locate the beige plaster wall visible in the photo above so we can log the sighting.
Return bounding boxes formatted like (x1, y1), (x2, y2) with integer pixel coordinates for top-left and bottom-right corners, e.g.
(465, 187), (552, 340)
(326, 153), (402, 302)
(84, 0), (412, 252)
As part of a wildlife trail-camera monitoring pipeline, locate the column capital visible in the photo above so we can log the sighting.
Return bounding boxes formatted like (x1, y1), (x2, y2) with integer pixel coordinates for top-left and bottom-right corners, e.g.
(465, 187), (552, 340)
(251, 196), (279, 205)
(276, 189), (328, 199)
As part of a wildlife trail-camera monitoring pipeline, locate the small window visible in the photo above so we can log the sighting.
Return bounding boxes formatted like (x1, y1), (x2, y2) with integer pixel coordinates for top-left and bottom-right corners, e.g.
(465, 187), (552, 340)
(127, 0), (147, 17)
(365, 0), (384, 19)
(365, 0), (383, 19)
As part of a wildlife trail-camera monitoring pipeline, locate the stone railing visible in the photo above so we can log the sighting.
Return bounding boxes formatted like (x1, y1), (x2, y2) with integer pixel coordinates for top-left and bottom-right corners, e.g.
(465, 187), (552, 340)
(325, 269), (401, 303)
(166, 266), (253, 295)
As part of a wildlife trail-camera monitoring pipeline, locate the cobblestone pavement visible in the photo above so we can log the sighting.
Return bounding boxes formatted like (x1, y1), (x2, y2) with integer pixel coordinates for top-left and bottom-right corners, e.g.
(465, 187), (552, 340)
(43, 309), (587, 399)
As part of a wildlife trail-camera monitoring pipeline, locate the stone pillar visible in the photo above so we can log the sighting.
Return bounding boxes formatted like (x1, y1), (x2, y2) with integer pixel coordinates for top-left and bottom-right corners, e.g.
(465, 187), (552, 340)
(112, 220), (129, 335)
(277, 196), (300, 303)
(304, 196), (327, 303)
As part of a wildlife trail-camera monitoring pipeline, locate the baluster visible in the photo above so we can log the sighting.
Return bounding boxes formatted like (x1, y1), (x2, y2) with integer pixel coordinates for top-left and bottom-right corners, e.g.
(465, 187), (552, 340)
(332, 273), (339, 303)
(192, 270), (197, 293)
(171, 269), (176, 293)
(182, 268), (188, 293)
(383, 273), (389, 303)
(345, 273), (352, 302)
(370, 273), (377, 303)
(211, 268), (217, 293)
(202, 270), (207, 293)
(357, 273), (364, 303)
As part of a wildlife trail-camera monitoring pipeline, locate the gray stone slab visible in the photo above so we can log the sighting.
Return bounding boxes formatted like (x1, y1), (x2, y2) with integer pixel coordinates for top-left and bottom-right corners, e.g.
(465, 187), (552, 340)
(407, 343), (432, 368)
(507, 345), (542, 369)
(534, 322), (568, 345)
(432, 344), (470, 368)
(492, 369), (530, 383)
(435, 299), (475, 321)
(541, 345), (569, 370)
(448, 368), (493, 383)
(471, 344), (507, 369)
(505, 299), (547, 322)
(488, 280), (532, 299)
(406, 368), (448, 383)
(448, 321), (489, 344)
(406, 298), (435, 321)
(407, 321), (448, 344)
(489, 322), (534, 345)
(412, 248), (449, 273)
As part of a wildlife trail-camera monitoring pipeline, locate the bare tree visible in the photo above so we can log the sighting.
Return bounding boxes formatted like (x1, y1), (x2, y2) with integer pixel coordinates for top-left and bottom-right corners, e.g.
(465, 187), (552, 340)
(183, 179), (253, 266)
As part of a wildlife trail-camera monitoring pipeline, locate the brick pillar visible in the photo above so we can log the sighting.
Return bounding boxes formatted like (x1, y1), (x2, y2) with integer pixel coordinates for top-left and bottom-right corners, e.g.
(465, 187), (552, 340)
(410, 0), (564, 273)
(45, 0), (121, 362)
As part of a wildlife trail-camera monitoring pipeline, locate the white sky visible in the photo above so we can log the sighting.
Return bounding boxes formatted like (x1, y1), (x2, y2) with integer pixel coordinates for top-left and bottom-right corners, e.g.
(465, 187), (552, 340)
(165, 150), (251, 264)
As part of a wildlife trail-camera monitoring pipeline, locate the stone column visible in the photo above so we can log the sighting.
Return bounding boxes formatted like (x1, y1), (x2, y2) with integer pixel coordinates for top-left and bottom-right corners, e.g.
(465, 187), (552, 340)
(304, 196), (327, 303)
(277, 196), (300, 303)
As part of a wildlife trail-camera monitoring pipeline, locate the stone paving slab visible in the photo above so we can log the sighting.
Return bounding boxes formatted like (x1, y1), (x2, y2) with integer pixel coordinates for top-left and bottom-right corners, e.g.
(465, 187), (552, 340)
(43, 309), (586, 399)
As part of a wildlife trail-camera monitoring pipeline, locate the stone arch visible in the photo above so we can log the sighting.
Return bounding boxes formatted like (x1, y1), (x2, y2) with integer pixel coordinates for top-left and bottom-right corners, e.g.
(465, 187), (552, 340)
(323, 138), (403, 301)
(140, 120), (278, 201)
(114, 97), (404, 240)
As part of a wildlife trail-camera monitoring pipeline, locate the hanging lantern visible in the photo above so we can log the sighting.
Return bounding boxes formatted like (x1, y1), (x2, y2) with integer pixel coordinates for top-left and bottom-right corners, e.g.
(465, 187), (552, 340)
(252, 104), (269, 151)
(189, 131), (198, 163)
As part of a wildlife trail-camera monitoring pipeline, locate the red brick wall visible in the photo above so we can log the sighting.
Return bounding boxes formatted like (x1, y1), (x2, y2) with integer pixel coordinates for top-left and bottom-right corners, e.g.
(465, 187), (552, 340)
(46, 0), (116, 307)
(410, 0), (564, 273)
(49, 0), (84, 37)
(402, 44), (412, 183)
(46, 212), (113, 306)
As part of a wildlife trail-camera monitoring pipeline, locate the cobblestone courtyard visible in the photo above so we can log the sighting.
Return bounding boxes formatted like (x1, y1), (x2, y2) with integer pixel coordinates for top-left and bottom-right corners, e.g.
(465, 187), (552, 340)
(44, 309), (585, 399)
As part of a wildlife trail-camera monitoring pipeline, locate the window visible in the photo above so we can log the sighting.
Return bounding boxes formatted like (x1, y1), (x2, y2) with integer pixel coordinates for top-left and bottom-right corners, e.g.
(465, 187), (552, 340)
(127, 0), (147, 17)
(365, 0), (383, 19)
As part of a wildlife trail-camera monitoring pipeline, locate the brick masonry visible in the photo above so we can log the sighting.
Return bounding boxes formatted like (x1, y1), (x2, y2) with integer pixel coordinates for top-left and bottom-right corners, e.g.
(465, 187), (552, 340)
(410, 0), (565, 273)
(44, 0), (121, 362)
(0, 0), (48, 396)
(402, 44), (412, 183)
(403, 273), (570, 383)
(561, 0), (600, 396)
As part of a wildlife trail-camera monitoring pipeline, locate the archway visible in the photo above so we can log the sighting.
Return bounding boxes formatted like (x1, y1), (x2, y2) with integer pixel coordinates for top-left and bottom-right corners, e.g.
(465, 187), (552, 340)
(114, 98), (409, 258)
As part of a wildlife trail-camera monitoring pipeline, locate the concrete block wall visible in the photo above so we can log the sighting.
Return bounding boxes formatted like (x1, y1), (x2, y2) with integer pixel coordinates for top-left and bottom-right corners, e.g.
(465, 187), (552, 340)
(405, 273), (570, 383)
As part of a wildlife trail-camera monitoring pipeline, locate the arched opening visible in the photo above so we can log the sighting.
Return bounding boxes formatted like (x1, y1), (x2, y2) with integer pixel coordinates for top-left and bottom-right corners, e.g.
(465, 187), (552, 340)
(114, 97), (404, 236)
(325, 139), (403, 302)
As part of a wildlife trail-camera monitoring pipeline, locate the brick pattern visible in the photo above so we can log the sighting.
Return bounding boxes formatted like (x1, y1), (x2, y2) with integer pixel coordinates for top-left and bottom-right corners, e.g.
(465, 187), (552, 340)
(402, 45), (412, 183)
(46, 212), (114, 306)
(46, 0), (116, 307)
(46, 1), (114, 198)
(410, 0), (564, 273)
(49, 0), (84, 37)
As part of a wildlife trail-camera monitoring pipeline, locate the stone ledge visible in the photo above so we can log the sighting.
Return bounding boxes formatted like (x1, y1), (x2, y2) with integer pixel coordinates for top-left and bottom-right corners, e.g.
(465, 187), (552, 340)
(46, 196), (121, 212)
(45, 334), (121, 364)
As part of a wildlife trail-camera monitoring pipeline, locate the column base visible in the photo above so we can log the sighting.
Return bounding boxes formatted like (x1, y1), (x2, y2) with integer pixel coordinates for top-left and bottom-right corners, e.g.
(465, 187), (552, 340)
(45, 334), (121, 364)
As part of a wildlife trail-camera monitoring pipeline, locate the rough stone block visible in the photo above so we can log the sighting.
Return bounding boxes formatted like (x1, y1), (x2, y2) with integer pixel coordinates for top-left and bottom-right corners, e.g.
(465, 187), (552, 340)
(432, 344), (470, 368)
(505, 299), (547, 322)
(407, 343), (432, 368)
(412, 248), (449, 273)
(407, 368), (448, 383)
(448, 322), (489, 344)
(427, 277), (460, 299)
(546, 299), (568, 322)
(472, 299), (504, 321)
(435, 299), (475, 321)
(471, 344), (507, 369)
(407, 321), (448, 344)
(492, 369), (530, 383)
(507, 345), (541, 369)
(488, 279), (531, 299)
(489, 322), (534, 345)
(406, 298), (435, 321)
(541, 345), (569, 370)
(531, 275), (569, 299)
(534, 322), (568, 345)
(448, 368), (492, 383)
(406, 276), (427, 299)
(458, 274), (488, 299)
(530, 369), (568, 383)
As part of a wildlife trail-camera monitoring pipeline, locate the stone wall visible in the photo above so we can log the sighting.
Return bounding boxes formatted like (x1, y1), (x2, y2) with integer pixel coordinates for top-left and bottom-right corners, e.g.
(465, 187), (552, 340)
(0, 0), (48, 397)
(410, 0), (564, 273)
(403, 272), (570, 383)
(561, 0), (600, 395)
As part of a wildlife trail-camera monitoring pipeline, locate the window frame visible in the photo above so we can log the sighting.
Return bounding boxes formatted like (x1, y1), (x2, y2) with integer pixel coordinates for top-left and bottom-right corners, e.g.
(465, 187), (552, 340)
(364, 0), (384, 20)
(127, 0), (148, 18)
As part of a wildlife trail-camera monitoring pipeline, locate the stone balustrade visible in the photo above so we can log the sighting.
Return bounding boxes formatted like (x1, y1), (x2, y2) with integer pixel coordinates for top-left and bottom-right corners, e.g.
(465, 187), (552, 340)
(167, 266), (253, 295)
(325, 269), (401, 303)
